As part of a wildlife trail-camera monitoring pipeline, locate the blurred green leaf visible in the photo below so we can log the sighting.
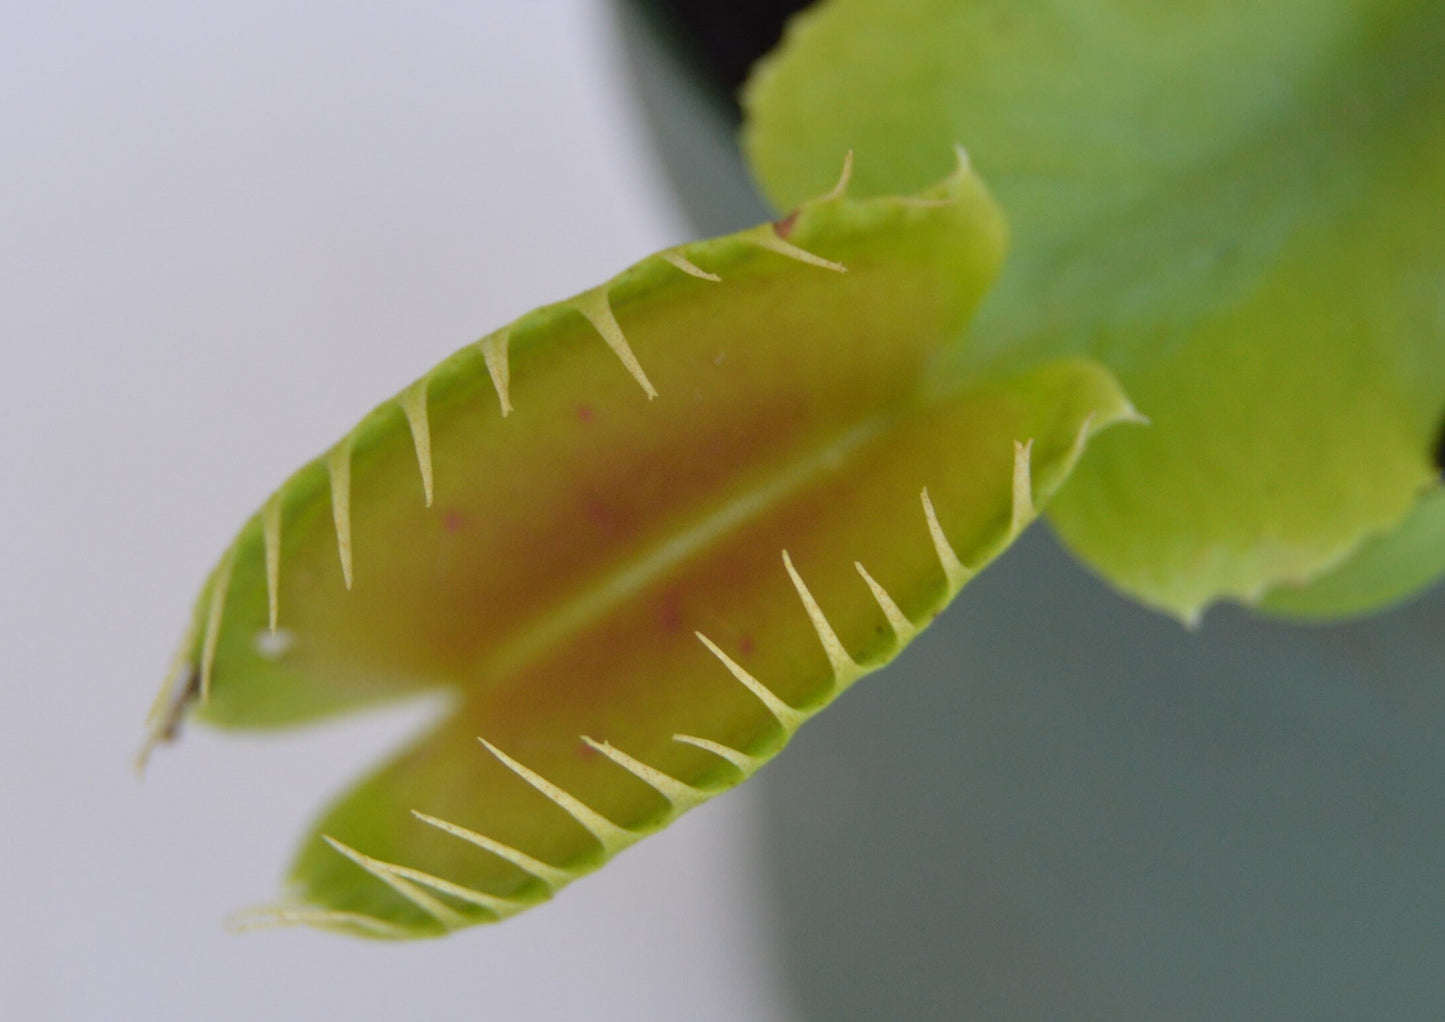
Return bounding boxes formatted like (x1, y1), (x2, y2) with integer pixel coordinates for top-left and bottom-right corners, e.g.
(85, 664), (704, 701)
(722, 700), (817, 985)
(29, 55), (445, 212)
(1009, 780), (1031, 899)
(744, 0), (1445, 620)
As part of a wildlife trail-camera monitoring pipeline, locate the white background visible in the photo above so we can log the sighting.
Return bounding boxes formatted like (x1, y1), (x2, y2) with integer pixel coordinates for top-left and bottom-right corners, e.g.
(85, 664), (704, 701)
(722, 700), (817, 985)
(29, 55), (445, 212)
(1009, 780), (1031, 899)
(0, 4), (792, 1019)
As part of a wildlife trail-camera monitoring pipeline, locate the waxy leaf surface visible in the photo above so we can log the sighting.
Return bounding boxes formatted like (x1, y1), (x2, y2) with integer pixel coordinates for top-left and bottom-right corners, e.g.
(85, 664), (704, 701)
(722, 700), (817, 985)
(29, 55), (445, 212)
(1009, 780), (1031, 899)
(744, 0), (1445, 621)
(147, 162), (1134, 937)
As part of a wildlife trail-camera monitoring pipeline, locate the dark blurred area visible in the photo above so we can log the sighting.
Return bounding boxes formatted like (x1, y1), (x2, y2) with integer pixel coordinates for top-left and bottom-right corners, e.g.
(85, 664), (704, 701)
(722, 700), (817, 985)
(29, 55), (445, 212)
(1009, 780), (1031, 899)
(629, 0), (816, 115)
(614, 3), (1445, 1017)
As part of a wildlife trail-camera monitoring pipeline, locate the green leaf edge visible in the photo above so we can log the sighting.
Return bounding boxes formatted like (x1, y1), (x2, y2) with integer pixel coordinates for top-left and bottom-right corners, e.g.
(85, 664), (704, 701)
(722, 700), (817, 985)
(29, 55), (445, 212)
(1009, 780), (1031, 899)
(1257, 484), (1445, 621)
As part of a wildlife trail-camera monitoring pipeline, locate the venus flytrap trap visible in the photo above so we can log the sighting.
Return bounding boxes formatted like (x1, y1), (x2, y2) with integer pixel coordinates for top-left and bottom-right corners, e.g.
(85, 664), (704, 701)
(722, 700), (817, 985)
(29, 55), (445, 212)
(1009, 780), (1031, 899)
(144, 154), (1136, 938)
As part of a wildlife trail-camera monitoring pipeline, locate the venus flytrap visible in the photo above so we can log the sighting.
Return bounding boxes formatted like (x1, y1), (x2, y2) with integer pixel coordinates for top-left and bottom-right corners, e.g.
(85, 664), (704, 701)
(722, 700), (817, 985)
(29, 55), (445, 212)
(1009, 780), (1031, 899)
(146, 155), (1135, 938)
(150, 0), (1444, 942)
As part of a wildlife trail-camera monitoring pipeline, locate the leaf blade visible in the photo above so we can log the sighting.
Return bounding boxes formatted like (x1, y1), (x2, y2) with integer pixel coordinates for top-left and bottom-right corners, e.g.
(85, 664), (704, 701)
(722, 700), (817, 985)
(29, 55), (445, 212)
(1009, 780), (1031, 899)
(743, 0), (1445, 620)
